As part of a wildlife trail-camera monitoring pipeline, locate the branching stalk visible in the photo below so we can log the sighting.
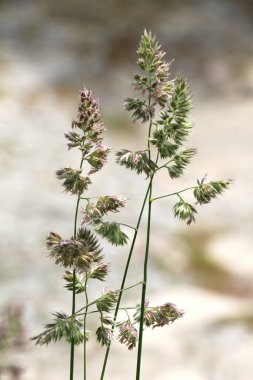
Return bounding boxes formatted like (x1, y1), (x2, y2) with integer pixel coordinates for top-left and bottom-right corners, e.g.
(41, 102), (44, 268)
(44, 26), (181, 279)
(74, 281), (143, 318)
(99, 184), (150, 379)
(136, 178), (153, 380)
(151, 186), (196, 202)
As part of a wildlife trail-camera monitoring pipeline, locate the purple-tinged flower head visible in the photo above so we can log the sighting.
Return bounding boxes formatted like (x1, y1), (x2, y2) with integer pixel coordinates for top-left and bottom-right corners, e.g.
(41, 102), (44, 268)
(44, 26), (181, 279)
(83, 203), (102, 224)
(117, 321), (138, 350)
(64, 88), (111, 177)
(134, 300), (184, 328)
(46, 228), (103, 272)
(96, 195), (127, 215)
(83, 194), (127, 224)
(74, 89), (101, 130)
(56, 167), (91, 195)
(65, 88), (106, 153)
(87, 143), (111, 174)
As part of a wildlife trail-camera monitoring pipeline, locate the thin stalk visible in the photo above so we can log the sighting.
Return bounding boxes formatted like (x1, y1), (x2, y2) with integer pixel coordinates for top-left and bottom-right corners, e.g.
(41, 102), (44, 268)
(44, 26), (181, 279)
(155, 158), (174, 172)
(74, 281), (143, 317)
(70, 155), (85, 380)
(69, 289), (76, 380)
(135, 178), (153, 380)
(136, 84), (154, 379)
(151, 186), (196, 202)
(119, 223), (137, 231)
(99, 184), (150, 380)
(83, 278), (89, 380)
(76, 305), (157, 318)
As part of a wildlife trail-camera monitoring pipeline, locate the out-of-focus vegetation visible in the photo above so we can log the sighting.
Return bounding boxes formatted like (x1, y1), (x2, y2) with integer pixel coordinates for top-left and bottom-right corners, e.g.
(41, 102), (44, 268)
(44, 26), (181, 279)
(0, 0), (253, 101)
(174, 228), (253, 297)
(0, 304), (26, 380)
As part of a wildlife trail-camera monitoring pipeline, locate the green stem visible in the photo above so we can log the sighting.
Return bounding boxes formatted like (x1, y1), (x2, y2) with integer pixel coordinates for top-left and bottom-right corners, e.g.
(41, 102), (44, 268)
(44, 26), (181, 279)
(83, 278), (89, 380)
(73, 281), (142, 317)
(76, 305), (156, 317)
(135, 82), (154, 380)
(119, 223), (137, 231)
(151, 186), (196, 202)
(155, 158), (174, 172)
(69, 293), (75, 380)
(99, 184), (150, 380)
(70, 155), (85, 380)
(135, 177), (153, 380)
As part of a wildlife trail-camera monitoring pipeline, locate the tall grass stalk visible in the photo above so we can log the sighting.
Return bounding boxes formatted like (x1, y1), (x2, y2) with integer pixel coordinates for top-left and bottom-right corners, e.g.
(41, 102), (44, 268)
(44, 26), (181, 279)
(32, 30), (231, 380)
(100, 184), (150, 379)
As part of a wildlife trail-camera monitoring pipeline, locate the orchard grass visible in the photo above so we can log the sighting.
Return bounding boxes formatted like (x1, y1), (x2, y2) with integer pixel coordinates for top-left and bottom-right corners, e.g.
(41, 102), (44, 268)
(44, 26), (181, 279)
(31, 30), (231, 380)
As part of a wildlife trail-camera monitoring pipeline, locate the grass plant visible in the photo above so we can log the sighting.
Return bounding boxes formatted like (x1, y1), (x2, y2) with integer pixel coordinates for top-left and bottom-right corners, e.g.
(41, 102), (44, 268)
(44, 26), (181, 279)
(32, 30), (231, 380)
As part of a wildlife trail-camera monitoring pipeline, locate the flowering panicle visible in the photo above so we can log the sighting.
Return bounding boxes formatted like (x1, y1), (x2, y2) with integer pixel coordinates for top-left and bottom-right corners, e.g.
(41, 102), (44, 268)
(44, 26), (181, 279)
(132, 30), (172, 109)
(63, 270), (86, 294)
(125, 30), (173, 123)
(71, 89), (104, 139)
(134, 301), (184, 328)
(32, 31), (231, 380)
(96, 325), (113, 347)
(117, 32), (195, 193)
(82, 195), (128, 246)
(95, 222), (129, 246)
(96, 314), (114, 347)
(120, 30), (231, 229)
(116, 149), (157, 177)
(87, 144), (111, 174)
(171, 176), (232, 225)
(88, 263), (109, 282)
(117, 320), (138, 350)
(173, 199), (197, 225)
(46, 228), (102, 272)
(96, 195), (127, 215)
(65, 89), (111, 175)
(32, 86), (130, 357)
(96, 290), (119, 313)
(125, 98), (152, 123)
(149, 128), (178, 159)
(56, 168), (91, 195)
(83, 195), (127, 223)
(167, 148), (197, 179)
(113, 30), (232, 380)
(193, 177), (232, 205)
(31, 312), (87, 346)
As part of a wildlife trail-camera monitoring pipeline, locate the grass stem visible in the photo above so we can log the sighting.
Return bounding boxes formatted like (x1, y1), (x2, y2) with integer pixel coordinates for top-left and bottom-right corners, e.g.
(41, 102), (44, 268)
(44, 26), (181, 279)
(99, 184), (150, 380)
(70, 155), (85, 380)
(135, 178), (153, 380)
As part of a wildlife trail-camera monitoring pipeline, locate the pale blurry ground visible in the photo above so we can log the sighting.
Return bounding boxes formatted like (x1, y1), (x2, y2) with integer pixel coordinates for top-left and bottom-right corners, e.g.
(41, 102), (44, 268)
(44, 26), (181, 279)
(0, 1), (253, 379)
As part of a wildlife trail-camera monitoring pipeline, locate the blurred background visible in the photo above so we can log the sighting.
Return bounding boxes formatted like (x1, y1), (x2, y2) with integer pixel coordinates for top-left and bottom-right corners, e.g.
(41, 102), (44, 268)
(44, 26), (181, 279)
(0, 0), (253, 379)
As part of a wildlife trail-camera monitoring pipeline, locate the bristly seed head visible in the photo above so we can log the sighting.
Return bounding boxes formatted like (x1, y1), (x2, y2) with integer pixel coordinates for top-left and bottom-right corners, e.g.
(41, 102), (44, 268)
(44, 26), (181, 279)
(117, 320), (138, 350)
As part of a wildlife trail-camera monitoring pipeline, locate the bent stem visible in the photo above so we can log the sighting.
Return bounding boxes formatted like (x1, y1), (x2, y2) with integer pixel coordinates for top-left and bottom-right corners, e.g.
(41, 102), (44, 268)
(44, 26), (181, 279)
(99, 184), (150, 380)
